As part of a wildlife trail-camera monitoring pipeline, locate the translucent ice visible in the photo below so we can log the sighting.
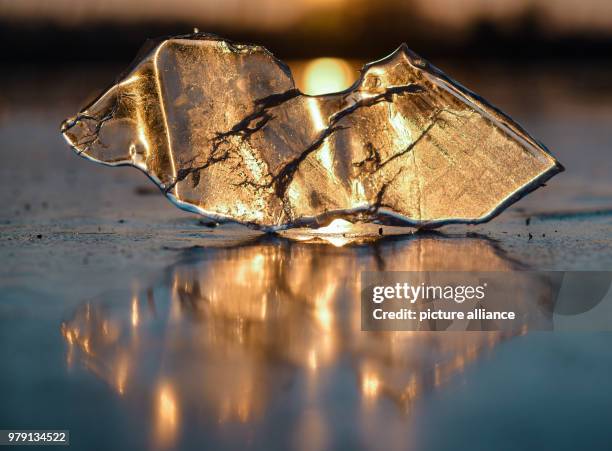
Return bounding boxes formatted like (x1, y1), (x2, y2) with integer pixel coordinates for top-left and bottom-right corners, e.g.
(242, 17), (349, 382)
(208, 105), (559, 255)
(61, 32), (563, 230)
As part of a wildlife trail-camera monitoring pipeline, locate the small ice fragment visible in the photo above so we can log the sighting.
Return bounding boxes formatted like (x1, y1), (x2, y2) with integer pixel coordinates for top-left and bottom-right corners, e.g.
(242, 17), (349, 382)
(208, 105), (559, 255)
(61, 33), (563, 231)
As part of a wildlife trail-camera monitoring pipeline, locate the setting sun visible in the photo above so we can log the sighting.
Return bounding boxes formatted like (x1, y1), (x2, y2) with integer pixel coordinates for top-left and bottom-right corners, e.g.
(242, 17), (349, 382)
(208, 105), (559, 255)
(301, 58), (355, 95)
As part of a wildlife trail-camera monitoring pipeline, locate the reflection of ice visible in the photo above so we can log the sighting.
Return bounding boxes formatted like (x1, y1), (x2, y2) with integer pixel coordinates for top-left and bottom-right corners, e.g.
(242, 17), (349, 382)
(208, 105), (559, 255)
(61, 233), (532, 448)
(156, 382), (179, 446)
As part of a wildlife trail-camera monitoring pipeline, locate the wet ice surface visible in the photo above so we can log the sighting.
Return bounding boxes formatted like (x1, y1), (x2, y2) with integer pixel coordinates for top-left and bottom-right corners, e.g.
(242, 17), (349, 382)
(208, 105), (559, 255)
(1, 64), (611, 450)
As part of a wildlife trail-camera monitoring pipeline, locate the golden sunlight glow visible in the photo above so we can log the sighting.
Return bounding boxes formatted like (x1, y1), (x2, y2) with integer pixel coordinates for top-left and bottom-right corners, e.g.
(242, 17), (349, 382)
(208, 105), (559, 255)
(362, 373), (380, 398)
(308, 349), (318, 371)
(317, 144), (335, 174)
(116, 355), (129, 395)
(315, 299), (333, 331)
(305, 96), (336, 174)
(314, 218), (354, 234)
(156, 383), (179, 445)
(118, 74), (141, 87)
(306, 97), (326, 131)
(250, 253), (265, 273)
(389, 106), (413, 148)
(322, 236), (351, 247)
(61, 324), (75, 368)
(131, 296), (139, 328)
(138, 125), (151, 159)
(62, 326), (74, 345)
(302, 58), (354, 96)
(314, 282), (336, 331)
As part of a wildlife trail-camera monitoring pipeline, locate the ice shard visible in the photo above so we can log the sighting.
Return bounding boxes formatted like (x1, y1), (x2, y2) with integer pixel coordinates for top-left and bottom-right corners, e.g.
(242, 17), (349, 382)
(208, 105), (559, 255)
(61, 32), (563, 230)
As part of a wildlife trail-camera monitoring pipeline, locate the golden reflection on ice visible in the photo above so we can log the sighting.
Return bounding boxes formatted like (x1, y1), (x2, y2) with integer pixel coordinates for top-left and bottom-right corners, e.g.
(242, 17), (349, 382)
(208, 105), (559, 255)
(361, 372), (381, 399)
(314, 281), (336, 331)
(156, 383), (179, 446)
(116, 354), (128, 395)
(60, 233), (551, 448)
(61, 324), (74, 368)
(131, 295), (139, 328)
(308, 349), (318, 371)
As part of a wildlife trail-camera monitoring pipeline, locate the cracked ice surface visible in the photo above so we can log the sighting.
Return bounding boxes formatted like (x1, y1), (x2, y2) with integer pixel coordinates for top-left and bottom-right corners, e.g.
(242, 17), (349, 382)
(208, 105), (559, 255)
(61, 33), (563, 231)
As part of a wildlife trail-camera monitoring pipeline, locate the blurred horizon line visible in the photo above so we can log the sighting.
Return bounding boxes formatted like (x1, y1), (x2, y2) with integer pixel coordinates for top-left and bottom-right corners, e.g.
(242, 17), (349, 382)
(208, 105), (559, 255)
(3, 0), (612, 65)
(3, 19), (612, 66)
(2, 0), (612, 34)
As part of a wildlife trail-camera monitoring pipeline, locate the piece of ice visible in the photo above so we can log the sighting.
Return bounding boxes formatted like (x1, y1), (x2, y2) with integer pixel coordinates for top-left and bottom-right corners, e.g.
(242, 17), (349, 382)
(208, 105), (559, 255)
(61, 32), (563, 230)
